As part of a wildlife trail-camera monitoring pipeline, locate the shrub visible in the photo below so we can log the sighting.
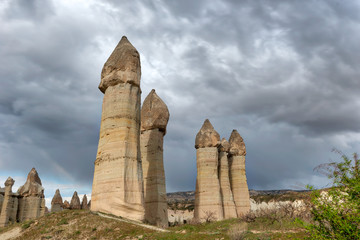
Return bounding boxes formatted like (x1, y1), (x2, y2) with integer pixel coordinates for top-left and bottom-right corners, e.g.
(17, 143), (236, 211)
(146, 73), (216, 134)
(302, 151), (360, 239)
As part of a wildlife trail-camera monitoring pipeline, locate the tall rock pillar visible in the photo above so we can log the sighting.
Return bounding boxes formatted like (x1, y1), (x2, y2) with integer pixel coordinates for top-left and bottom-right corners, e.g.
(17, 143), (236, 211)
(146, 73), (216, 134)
(218, 138), (238, 219)
(228, 130), (250, 216)
(17, 168), (46, 222)
(194, 119), (224, 222)
(140, 89), (169, 228)
(91, 36), (145, 221)
(0, 177), (15, 227)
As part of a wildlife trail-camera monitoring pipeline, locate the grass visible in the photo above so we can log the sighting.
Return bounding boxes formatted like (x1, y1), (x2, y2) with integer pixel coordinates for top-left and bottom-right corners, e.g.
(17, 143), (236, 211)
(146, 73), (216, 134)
(0, 209), (309, 240)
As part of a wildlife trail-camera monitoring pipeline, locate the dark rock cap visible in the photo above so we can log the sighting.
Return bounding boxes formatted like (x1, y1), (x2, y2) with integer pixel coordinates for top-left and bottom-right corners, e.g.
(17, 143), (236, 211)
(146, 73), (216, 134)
(228, 129), (246, 156)
(70, 191), (81, 210)
(63, 200), (70, 209)
(99, 36), (141, 93)
(81, 194), (89, 210)
(141, 89), (170, 134)
(195, 119), (220, 149)
(218, 138), (230, 152)
(4, 177), (15, 188)
(17, 168), (44, 197)
(51, 189), (63, 205)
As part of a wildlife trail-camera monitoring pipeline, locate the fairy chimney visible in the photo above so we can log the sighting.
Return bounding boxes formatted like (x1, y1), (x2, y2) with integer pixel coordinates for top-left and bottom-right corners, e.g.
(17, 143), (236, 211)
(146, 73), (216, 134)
(91, 36), (145, 221)
(81, 194), (89, 210)
(228, 130), (250, 216)
(140, 89), (169, 228)
(17, 168), (45, 222)
(218, 138), (237, 219)
(194, 119), (224, 222)
(70, 191), (81, 210)
(51, 189), (63, 212)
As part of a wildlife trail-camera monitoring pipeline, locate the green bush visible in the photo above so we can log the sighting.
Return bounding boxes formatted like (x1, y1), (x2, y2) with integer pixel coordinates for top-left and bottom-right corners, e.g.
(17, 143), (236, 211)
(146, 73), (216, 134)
(302, 151), (359, 239)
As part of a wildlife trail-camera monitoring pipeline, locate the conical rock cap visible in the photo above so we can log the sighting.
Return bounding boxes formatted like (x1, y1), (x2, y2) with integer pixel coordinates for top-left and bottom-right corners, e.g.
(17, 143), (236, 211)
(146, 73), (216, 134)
(141, 89), (170, 134)
(17, 168), (44, 197)
(99, 36), (141, 93)
(219, 138), (230, 152)
(51, 189), (63, 205)
(195, 119), (220, 148)
(229, 130), (246, 156)
(81, 194), (89, 210)
(70, 191), (81, 210)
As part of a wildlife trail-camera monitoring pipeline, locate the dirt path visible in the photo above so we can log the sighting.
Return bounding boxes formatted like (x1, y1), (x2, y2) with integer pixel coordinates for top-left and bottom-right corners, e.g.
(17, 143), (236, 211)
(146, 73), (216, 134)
(0, 227), (22, 240)
(96, 212), (169, 232)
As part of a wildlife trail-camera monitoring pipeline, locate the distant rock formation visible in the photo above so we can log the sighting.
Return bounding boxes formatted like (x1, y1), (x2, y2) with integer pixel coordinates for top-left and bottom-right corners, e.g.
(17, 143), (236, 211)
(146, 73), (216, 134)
(140, 89), (169, 228)
(81, 194), (89, 210)
(17, 168), (46, 222)
(0, 177), (16, 227)
(51, 189), (63, 212)
(91, 36), (145, 222)
(194, 119), (224, 222)
(63, 200), (70, 209)
(70, 191), (81, 210)
(228, 130), (250, 216)
(218, 138), (238, 219)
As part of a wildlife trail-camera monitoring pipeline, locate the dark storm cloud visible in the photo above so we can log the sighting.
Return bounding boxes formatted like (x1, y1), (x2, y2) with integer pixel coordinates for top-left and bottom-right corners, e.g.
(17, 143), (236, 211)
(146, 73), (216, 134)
(0, 0), (359, 198)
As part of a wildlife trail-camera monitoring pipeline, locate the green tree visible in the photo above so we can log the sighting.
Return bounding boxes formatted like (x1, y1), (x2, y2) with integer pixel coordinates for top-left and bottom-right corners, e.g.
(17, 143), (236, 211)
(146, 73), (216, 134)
(303, 150), (359, 239)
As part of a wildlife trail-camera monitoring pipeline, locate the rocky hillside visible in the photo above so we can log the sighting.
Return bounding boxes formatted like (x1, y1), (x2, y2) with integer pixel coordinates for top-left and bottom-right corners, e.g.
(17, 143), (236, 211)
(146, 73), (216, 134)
(0, 209), (308, 240)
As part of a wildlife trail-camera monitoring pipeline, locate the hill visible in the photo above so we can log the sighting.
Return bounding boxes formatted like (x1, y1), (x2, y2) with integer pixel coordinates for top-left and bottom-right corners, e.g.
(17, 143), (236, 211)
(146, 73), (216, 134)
(0, 208), (309, 240)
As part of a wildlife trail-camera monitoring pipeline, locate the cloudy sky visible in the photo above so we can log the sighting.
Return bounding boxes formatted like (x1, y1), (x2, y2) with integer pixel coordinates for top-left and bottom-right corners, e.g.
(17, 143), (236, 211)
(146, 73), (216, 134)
(1, 0), (360, 206)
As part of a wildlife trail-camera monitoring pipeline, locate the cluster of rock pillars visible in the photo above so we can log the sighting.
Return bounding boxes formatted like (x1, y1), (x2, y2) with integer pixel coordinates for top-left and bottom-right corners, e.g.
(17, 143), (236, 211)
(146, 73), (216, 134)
(0, 36), (249, 228)
(90, 36), (250, 227)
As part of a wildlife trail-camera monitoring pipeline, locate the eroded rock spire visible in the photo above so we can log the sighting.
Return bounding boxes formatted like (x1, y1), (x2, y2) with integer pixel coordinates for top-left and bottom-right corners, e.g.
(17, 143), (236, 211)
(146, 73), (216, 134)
(140, 89), (169, 228)
(51, 189), (63, 212)
(228, 130), (250, 216)
(218, 138), (237, 219)
(91, 36), (145, 221)
(17, 168), (45, 222)
(194, 119), (223, 222)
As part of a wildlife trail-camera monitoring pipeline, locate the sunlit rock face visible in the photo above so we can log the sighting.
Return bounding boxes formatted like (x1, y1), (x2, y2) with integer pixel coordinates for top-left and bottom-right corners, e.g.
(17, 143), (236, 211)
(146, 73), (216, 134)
(194, 119), (224, 222)
(91, 36), (145, 221)
(228, 130), (250, 216)
(141, 89), (169, 228)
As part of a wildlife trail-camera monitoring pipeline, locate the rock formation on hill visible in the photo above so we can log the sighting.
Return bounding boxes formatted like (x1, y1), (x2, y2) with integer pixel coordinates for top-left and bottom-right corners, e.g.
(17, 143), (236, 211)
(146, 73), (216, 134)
(194, 119), (224, 222)
(70, 191), (81, 210)
(63, 200), (70, 209)
(51, 189), (63, 212)
(81, 194), (89, 210)
(91, 36), (145, 221)
(218, 138), (238, 219)
(140, 89), (169, 228)
(228, 130), (250, 216)
(17, 168), (46, 222)
(0, 177), (16, 227)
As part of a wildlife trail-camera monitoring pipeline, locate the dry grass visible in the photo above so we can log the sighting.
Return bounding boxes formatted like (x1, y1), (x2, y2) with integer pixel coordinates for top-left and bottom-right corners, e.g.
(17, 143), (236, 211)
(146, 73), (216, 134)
(0, 208), (311, 240)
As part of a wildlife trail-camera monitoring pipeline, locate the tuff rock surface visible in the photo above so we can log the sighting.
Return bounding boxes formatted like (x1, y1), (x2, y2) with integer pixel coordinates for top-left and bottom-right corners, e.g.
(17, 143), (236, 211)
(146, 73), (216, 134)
(141, 90), (169, 228)
(194, 120), (223, 222)
(91, 36), (145, 221)
(70, 191), (81, 210)
(228, 130), (250, 216)
(51, 189), (63, 212)
(218, 138), (237, 219)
